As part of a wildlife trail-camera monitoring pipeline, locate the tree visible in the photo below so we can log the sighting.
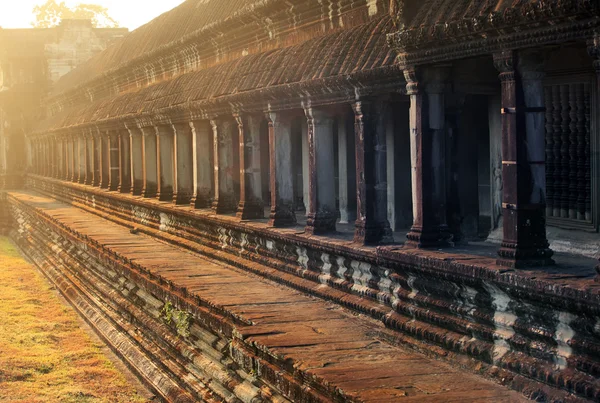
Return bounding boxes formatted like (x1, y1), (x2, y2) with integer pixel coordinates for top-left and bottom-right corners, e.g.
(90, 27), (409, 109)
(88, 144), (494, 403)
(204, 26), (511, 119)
(32, 0), (120, 28)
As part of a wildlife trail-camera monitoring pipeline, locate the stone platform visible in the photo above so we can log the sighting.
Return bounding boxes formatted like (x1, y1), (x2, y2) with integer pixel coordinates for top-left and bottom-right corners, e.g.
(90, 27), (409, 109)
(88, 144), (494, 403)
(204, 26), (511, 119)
(8, 190), (533, 402)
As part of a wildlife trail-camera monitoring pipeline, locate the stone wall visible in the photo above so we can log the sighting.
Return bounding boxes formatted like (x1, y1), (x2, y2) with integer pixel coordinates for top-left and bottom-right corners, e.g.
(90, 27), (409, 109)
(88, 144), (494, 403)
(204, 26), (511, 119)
(26, 175), (600, 402)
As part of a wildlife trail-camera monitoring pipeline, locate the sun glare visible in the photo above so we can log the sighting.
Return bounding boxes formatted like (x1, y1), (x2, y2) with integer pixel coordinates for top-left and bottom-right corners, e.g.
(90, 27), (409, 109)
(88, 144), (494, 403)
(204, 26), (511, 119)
(0, 0), (186, 30)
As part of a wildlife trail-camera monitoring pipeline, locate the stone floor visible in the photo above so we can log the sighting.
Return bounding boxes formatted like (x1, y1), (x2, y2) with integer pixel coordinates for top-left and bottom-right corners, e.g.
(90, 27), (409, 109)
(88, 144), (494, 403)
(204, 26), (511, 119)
(11, 190), (530, 402)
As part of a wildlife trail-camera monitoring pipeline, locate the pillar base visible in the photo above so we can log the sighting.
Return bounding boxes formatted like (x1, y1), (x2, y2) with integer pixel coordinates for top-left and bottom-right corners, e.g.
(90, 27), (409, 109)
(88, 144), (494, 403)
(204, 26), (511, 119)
(118, 182), (131, 194)
(173, 192), (192, 206)
(237, 200), (264, 220)
(353, 219), (394, 245)
(212, 196), (237, 214)
(157, 189), (174, 202)
(496, 243), (554, 268)
(405, 225), (453, 249)
(305, 211), (336, 235)
(131, 180), (143, 196)
(84, 176), (93, 186)
(142, 185), (157, 198)
(190, 193), (211, 209)
(268, 205), (296, 227)
(100, 180), (109, 189)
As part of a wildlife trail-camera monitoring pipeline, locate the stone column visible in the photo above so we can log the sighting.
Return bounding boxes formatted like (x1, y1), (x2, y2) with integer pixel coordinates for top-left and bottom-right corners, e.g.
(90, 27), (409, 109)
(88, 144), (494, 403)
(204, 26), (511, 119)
(141, 126), (158, 198)
(338, 113), (357, 224)
(50, 138), (56, 178)
(352, 100), (394, 244)
(69, 134), (77, 182)
(190, 120), (213, 208)
(172, 122), (193, 205)
(305, 107), (337, 235)
(107, 133), (120, 191)
(404, 67), (452, 248)
(84, 131), (93, 185)
(493, 50), (553, 268)
(57, 137), (64, 179)
(301, 120), (310, 214)
(41, 139), (47, 176)
(155, 125), (175, 202)
(128, 127), (144, 196)
(237, 114), (264, 219)
(37, 139), (43, 176)
(211, 119), (237, 214)
(78, 133), (86, 184)
(588, 36), (600, 275)
(92, 132), (102, 187)
(61, 137), (68, 180)
(118, 131), (131, 193)
(100, 132), (109, 189)
(266, 112), (296, 227)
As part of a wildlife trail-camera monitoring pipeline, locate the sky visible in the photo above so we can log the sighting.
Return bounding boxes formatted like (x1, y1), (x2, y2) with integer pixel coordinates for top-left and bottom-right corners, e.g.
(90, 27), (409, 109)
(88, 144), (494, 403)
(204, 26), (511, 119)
(0, 0), (186, 30)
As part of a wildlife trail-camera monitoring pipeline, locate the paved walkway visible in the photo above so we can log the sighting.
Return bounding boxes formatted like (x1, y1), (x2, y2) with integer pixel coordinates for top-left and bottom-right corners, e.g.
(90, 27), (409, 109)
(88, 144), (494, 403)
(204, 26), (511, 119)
(12, 191), (528, 402)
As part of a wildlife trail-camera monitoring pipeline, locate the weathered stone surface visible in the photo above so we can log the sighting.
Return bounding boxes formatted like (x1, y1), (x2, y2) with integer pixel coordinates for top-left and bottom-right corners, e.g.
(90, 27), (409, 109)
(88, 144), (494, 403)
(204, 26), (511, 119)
(10, 190), (529, 402)
(24, 176), (600, 402)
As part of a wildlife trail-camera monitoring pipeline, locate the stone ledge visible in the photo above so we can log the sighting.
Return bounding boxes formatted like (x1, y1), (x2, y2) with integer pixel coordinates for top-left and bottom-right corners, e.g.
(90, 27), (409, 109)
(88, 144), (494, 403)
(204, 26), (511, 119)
(9, 191), (533, 402)
(21, 176), (600, 401)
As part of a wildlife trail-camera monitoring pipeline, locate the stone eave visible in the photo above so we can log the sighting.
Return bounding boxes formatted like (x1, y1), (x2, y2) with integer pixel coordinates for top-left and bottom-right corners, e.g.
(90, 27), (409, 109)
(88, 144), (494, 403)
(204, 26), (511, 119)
(388, 16), (600, 68)
(32, 64), (405, 138)
(47, 0), (390, 114)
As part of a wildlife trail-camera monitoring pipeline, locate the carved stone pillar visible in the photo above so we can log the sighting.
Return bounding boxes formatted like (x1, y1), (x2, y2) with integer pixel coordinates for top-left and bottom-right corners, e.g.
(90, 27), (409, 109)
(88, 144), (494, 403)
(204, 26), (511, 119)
(37, 139), (42, 176)
(84, 132), (93, 185)
(172, 123), (193, 205)
(353, 100), (394, 245)
(141, 127), (158, 198)
(50, 138), (55, 177)
(266, 112), (296, 227)
(100, 132), (109, 189)
(118, 131), (131, 193)
(57, 137), (64, 179)
(190, 120), (213, 208)
(69, 134), (77, 182)
(587, 36), (600, 275)
(305, 107), (337, 235)
(493, 50), (553, 268)
(156, 125), (174, 202)
(301, 120), (310, 214)
(237, 114), (264, 219)
(92, 132), (101, 187)
(338, 113), (357, 224)
(404, 67), (452, 248)
(211, 119), (237, 214)
(40, 139), (46, 176)
(78, 134), (86, 184)
(107, 133), (119, 191)
(128, 127), (144, 196)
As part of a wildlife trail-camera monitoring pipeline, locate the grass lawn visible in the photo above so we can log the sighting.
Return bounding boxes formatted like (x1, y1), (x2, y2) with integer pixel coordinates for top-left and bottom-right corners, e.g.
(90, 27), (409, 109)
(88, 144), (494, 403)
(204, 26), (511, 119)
(0, 237), (148, 403)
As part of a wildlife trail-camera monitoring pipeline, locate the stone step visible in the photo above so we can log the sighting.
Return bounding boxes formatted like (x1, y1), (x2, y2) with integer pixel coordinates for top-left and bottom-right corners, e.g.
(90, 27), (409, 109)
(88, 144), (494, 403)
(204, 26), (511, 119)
(8, 190), (533, 402)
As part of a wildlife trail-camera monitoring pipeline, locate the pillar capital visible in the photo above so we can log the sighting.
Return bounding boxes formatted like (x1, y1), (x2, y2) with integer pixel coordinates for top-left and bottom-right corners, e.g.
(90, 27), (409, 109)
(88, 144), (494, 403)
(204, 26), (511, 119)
(587, 34), (600, 73)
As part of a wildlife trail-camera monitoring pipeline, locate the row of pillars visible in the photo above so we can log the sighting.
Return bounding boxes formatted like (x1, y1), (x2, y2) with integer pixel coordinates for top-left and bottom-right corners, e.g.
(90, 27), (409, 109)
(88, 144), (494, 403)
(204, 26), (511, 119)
(30, 44), (600, 268)
(31, 107), (393, 246)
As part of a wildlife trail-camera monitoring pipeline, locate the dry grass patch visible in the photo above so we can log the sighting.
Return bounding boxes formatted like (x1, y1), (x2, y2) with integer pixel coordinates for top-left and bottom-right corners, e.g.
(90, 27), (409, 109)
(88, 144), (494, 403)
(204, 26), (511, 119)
(0, 237), (148, 402)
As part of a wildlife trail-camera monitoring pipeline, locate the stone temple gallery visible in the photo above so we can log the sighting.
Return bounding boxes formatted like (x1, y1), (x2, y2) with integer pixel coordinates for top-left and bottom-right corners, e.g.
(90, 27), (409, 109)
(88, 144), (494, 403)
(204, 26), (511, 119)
(1, 1), (600, 401)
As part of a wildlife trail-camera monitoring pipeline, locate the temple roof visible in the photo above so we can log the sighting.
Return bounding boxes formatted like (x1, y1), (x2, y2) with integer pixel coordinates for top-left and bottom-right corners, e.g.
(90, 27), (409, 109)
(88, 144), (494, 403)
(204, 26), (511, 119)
(38, 16), (397, 133)
(51, 0), (253, 96)
(392, 0), (599, 51)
